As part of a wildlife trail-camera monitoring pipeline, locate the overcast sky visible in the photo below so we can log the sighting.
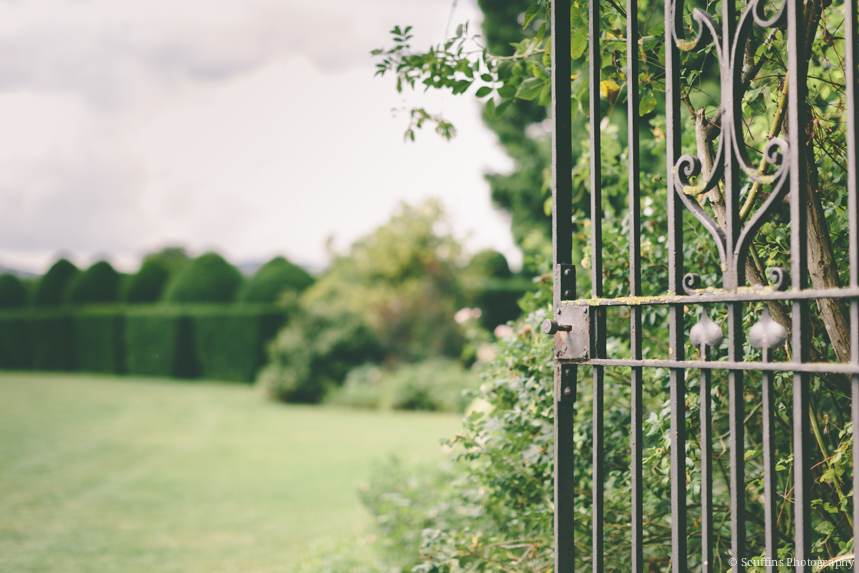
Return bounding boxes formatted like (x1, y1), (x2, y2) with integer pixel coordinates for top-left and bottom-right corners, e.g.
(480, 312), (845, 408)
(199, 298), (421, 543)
(0, 0), (518, 274)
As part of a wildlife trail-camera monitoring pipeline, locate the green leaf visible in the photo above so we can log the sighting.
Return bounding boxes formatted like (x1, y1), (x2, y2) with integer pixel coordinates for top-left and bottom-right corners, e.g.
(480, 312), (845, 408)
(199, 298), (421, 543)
(485, 98), (496, 119)
(475, 86), (493, 98)
(640, 35), (659, 51)
(495, 99), (514, 117)
(570, 2), (586, 28)
(515, 77), (548, 100)
(538, 81), (552, 105)
(535, 22), (547, 44)
(815, 521), (835, 536)
(571, 29), (587, 59)
(542, 38), (552, 67)
(523, 3), (541, 29)
(577, 77), (590, 112)
(639, 90), (657, 115)
(648, 22), (665, 36)
(452, 79), (472, 94)
(498, 84), (517, 99)
(481, 73), (493, 82)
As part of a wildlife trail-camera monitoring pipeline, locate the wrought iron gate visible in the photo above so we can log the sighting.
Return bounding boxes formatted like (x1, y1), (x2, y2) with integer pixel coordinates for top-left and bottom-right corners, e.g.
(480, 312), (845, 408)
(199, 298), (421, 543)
(546, 0), (859, 569)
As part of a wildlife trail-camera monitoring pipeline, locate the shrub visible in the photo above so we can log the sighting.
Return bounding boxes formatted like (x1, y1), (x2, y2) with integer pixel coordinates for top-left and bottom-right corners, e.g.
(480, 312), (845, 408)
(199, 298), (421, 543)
(335, 281), (557, 573)
(125, 308), (199, 378)
(191, 305), (285, 382)
(469, 277), (531, 329)
(324, 364), (385, 409)
(67, 261), (121, 304)
(301, 200), (465, 362)
(257, 304), (383, 403)
(34, 259), (79, 306)
(240, 256), (314, 303)
(461, 249), (529, 329)
(166, 252), (243, 303)
(125, 259), (171, 303)
(0, 274), (28, 308)
(465, 249), (512, 279)
(72, 308), (125, 373)
(326, 359), (479, 412)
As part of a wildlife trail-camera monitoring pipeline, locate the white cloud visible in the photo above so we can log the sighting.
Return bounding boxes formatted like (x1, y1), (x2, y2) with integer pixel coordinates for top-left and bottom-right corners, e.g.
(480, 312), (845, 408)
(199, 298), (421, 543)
(0, 0), (521, 274)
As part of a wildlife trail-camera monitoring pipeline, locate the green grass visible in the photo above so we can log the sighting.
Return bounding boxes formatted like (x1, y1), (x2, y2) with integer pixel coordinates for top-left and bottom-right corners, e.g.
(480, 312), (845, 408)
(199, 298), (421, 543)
(0, 373), (460, 573)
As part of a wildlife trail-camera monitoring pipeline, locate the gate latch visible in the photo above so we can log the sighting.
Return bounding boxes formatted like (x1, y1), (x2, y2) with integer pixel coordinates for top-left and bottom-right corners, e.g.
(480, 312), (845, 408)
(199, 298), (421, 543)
(542, 264), (590, 362)
(542, 306), (590, 362)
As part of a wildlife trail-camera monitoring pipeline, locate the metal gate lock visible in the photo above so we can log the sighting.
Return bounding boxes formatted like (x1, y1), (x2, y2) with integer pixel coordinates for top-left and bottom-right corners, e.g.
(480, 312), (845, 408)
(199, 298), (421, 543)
(543, 306), (589, 362)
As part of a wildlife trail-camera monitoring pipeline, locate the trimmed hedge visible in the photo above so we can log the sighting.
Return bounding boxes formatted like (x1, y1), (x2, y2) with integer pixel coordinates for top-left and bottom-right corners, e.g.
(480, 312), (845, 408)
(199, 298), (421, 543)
(240, 257), (314, 303)
(34, 259), (79, 306)
(72, 308), (126, 373)
(0, 313), (30, 369)
(190, 306), (285, 382)
(472, 277), (532, 329)
(166, 253), (243, 303)
(125, 259), (170, 303)
(0, 274), (28, 308)
(67, 261), (121, 304)
(125, 308), (199, 378)
(0, 304), (284, 382)
(27, 311), (75, 370)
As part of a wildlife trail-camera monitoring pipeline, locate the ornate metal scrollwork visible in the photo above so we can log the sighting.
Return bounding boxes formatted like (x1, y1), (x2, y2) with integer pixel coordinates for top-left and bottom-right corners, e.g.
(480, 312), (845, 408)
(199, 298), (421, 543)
(670, 0), (790, 290)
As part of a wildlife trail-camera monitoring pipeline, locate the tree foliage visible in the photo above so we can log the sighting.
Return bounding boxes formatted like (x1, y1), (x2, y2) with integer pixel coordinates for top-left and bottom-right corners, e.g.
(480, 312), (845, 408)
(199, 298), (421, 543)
(303, 199), (465, 361)
(259, 200), (469, 404)
(257, 304), (384, 403)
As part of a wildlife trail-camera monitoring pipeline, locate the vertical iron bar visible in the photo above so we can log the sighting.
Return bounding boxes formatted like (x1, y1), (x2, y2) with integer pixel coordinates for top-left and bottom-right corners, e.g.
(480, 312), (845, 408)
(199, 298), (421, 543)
(843, 0), (859, 561)
(589, 0), (605, 570)
(787, 0), (811, 562)
(722, 0), (746, 567)
(665, 0), (686, 570)
(551, 2), (574, 571)
(552, 1), (573, 271)
(593, 367), (604, 573)
(700, 344), (713, 573)
(761, 348), (777, 573)
(727, 325), (746, 573)
(626, 0), (643, 570)
(589, 0), (602, 298)
(847, 0), (859, 561)
(555, 364), (577, 573)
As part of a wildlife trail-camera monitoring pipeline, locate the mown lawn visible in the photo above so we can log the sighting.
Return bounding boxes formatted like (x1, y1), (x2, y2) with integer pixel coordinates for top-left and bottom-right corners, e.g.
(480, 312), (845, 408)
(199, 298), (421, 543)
(0, 373), (460, 573)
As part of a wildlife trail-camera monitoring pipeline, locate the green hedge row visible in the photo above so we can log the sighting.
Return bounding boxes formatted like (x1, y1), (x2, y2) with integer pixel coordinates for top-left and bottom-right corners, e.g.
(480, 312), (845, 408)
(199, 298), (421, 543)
(0, 304), (285, 382)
